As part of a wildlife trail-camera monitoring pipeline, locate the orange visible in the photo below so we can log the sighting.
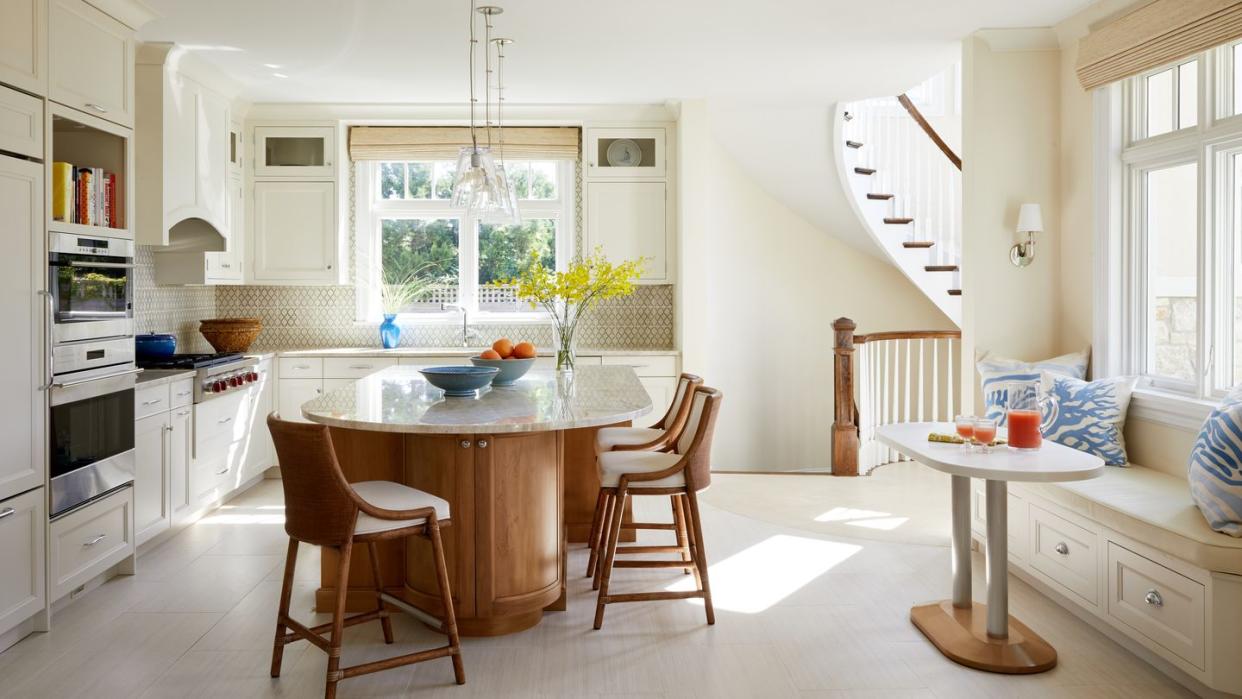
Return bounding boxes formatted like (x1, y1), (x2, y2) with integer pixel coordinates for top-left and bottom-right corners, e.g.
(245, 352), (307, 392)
(480, 349), (501, 360)
(492, 338), (514, 358)
(512, 341), (536, 359)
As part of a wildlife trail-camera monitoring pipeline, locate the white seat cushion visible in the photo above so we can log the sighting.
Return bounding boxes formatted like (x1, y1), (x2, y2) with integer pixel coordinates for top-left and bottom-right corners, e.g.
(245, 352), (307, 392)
(596, 427), (664, 453)
(597, 450), (688, 489)
(351, 480), (451, 536)
(1020, 464), (1242, 575)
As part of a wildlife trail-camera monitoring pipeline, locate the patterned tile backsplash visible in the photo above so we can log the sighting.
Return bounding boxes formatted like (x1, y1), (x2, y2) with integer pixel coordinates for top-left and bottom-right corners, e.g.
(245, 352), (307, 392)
(134, 246), (219, 353)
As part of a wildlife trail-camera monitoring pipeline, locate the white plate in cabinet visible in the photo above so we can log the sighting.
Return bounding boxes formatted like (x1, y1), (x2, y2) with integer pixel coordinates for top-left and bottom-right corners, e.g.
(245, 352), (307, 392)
(50, 487), (132, 600)
(0, 487), (45, 638)
(323, 357), (397, 379)
(1029, 504), (1098, 606)
(279, 357), (323, 379)
(133, 411), (170, 546)
(0, 86), (43, 160)
(585, 181), (670, 283)
(277, 378), (322, 423)
(0, 0), (47, 96)
(586, 127), (666, 178)
(49, 0), (134, 128)
(254, 126), (335, 178)
(1107, 542), (1206, 669)
(251, 181), (337, 283)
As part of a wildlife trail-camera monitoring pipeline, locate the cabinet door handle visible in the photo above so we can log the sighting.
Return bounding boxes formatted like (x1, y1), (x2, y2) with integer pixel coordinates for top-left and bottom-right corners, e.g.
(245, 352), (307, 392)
(216, 466), (230, 476)
(142, 398), (163, 406)
(218, 417), (233, 424)
(1144, 589), (1163, 608)
(348, 364), (373, 370)
(459, 439), (472, 449)
(477, 439), (489, 448)
(176, 409), (191, 417)
(294, 364), (311, 370)
(1054, 542), (1069, 555)
(221, 263), (232, 269)
(83, 533), (107, 547)
(176, 390), (192, 397)
(0, 507), (14, 520)
(84, 102), (108, 113)
(163, 425), (173, 433)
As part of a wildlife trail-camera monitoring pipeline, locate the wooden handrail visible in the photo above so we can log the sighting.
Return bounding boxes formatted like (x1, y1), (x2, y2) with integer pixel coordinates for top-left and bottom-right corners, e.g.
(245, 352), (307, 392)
(855, 329), (962, 344)
(896, 94), (962, 171)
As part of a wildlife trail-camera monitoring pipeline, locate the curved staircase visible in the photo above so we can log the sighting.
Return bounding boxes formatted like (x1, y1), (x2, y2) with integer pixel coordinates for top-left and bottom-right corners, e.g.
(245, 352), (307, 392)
(834, 71), (963, 325)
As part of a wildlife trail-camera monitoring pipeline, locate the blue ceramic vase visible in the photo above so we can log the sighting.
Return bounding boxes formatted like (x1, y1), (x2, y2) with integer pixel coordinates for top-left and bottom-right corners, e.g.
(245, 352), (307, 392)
(379, 314), (400, 349)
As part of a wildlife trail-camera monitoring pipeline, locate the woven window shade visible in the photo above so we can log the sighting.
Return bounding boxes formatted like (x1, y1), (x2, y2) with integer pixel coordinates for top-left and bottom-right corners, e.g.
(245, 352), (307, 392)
(348, 126), (580, 161)
(1077, 0), (1242, 90)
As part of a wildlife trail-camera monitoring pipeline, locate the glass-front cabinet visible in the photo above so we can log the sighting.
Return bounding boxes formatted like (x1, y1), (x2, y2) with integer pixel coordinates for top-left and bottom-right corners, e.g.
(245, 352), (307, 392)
(585, 127), (665, 178)
(254, 126), (335, 178)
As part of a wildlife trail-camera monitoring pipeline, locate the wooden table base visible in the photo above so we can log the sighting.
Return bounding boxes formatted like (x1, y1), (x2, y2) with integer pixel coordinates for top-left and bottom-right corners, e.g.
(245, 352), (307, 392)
(910, 601), (1057, 674)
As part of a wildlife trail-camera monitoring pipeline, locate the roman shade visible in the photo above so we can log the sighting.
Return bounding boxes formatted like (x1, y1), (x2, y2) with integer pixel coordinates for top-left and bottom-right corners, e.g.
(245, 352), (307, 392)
(1077, 0), (1242, 90)
(348, 126), (580, 161)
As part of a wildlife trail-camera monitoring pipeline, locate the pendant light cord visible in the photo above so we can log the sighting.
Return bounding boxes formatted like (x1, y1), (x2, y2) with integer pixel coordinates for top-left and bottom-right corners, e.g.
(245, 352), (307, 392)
(483, 9), (494, 149)
(467, 0), (478, 152)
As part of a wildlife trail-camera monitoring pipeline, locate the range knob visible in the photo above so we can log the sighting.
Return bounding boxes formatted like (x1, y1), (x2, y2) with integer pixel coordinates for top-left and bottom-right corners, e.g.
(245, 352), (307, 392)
(228, 376), (240, 387)
(249, 372), (259, 382)
(213, 380), (226, 392)
(203, 381), (215, 393)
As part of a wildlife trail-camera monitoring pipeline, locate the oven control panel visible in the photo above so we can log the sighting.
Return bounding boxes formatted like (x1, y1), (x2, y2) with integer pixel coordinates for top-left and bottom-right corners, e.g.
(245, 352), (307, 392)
(202, 368), (260, 396)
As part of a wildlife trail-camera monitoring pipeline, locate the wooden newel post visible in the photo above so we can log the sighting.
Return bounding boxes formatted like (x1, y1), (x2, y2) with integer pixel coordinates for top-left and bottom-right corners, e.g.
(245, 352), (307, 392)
(832, 317), (860, 476)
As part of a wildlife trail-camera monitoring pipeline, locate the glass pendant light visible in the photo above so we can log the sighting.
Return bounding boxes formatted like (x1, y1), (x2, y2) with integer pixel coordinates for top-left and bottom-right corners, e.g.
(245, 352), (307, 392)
(451, 2), (519, 223)
(482, 36), (521, 224)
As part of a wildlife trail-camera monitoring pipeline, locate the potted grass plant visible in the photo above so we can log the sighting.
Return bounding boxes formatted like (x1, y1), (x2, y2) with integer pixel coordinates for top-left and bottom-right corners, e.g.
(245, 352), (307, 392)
(379, 270), (438, 349)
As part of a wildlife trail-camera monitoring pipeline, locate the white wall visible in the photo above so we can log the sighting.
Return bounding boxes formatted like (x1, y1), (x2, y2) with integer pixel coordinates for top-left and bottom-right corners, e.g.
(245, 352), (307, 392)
(678, 100), (955, 472)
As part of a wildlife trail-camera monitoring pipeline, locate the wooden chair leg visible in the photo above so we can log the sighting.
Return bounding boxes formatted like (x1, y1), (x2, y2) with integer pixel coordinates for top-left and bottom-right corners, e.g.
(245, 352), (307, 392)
(325, 540), (354, 699)
(679, 495), (703, 591)
(671, 495), (692, 575)
(270, 538), (299, 678)
(367, 541), (394, 644)
(428, 521), (466, 685)
(592, 492), (615, 591)
(584, 489), (607, 579)
(684, 490), (715, 626)
(594, 488), (628, 630)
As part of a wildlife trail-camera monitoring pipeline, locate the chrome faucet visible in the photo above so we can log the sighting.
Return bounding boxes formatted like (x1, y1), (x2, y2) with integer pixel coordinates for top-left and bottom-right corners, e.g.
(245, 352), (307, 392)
(442, 303), (482, 347)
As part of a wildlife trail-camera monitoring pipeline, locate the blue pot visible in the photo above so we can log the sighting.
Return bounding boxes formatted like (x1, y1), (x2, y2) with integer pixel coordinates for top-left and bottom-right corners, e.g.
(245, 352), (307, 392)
(135, 333), (177, 359)
(379, 314), (400, 349)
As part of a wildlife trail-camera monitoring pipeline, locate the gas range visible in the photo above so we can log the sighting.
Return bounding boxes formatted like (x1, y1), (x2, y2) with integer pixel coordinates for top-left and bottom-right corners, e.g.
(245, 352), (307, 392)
(137, 353), (259, 403)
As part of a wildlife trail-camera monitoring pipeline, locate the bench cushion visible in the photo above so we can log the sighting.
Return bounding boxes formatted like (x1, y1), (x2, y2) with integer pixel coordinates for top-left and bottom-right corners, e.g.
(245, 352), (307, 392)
(1020, 464), (1242, 575)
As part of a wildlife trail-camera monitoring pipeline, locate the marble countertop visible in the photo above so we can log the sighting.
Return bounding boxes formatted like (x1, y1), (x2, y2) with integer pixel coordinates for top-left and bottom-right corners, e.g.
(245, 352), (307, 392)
(135, 369), (195, 387)
(278, 347), (678, 358)
(302, 365), (652, 434)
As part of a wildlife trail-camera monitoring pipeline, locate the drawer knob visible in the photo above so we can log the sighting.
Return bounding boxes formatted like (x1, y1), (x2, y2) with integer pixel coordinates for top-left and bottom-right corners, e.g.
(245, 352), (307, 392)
(83, 533), (107, 547)
(478, 439), (489, 449)
(1054, 542), (1069, 555)
(460, 439), (472, 449)
(1144, 589), (1163, 608)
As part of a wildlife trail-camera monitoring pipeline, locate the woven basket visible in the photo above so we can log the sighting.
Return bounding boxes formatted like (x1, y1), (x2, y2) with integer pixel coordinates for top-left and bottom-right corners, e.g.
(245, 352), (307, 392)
(199, 318), (262, 353)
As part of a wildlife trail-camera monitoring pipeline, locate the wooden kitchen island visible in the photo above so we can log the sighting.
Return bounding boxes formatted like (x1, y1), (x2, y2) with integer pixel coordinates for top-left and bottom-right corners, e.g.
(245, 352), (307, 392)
(301, 365), (651, 636)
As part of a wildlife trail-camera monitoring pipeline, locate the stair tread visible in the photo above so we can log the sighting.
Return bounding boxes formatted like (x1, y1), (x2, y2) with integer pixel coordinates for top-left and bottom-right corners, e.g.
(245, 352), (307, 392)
(854, 167), (876, 175)
(867, 193), (895, 200)
(846, 140), (863, 149)
(948, 289), (962, 296)
(925, 265), (959, 272)
(902, 241), (935, 248)
(884, 217), (914, 224)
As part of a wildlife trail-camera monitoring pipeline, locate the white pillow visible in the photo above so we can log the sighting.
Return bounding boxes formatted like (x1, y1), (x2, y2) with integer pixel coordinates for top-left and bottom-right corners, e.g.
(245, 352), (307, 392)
(975, 349), (1089, 425)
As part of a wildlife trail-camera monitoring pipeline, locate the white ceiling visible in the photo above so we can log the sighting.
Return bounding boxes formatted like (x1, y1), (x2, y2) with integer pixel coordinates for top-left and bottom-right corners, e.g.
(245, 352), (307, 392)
(139, 0), (1094, 105)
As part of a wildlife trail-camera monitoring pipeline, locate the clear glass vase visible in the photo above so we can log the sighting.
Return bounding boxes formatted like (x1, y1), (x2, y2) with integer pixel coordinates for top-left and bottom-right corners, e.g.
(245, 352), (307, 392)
(553, 323), (576, 373)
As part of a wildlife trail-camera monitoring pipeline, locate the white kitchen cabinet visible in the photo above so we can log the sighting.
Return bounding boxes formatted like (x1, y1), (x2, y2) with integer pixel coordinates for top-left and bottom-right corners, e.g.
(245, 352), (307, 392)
(133, 411), (171, 546)
(601, 355), (679, 429)
(49, 485), (133, 600)
(0, 487), (45, 639)
(204, 174), (243, 283)
(254, 126), (335, 178)
(0, 86), (44, 160)
(192, 390), (249, 505)
(251, 180), (337, 283)
(0, 154), (44, 503)
(168, 404), (191, 523)
(241, 358), (275, 483)
(0, 0), (47, 95)
(585, 127), (666, 178)
(277, 378), (322, 424)
(585, 181), (670, 283)
(49, 0), (134, 127)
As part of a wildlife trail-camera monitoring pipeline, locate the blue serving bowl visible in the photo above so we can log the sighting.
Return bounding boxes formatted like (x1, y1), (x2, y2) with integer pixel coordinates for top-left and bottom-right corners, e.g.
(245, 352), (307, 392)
(469, 356), (536, 386)
(419, 365), (500, 397)
(135, 333), (177, 359)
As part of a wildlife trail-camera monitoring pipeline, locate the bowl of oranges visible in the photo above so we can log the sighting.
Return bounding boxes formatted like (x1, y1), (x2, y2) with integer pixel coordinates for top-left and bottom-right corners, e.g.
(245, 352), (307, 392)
(470, 338), (537, 386)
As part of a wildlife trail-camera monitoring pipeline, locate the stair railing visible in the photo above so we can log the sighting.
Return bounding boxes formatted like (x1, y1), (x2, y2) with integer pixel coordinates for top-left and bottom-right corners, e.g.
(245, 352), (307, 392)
(831, 317), (961, 476)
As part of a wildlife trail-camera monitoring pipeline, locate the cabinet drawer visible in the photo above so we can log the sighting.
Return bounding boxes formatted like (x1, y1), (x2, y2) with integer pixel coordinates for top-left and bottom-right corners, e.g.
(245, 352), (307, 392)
(1029, 505), (1098, 605)
(195, 390), (247, 444)
(134, 383), (171, 419)
(1107, 543), (1205, 669)
(323, 356), (397, 379)
(398, 355), (470, 367)
(601, 355), (677, 377)
(0, 86), (43, 160)
(170, 378), (195, 409)
(279, 357), (323, 379)
(50, 486), (132, 600)
(0, 487), (46, 638)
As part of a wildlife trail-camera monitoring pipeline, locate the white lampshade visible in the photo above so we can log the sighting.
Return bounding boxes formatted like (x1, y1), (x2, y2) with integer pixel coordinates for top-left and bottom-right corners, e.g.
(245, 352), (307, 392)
(1016, 203), (1043, 234)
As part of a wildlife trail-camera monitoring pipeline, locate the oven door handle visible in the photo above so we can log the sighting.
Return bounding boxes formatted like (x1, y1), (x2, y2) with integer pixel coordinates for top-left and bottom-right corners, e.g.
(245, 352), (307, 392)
(66, 261), (136, 269)
(52, 367), (144, 389)
(39, 290), (53, 390)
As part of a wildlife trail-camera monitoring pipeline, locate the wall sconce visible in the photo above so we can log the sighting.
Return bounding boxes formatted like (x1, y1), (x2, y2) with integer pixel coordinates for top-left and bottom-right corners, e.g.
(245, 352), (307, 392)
(1011, 203), (1042, 267)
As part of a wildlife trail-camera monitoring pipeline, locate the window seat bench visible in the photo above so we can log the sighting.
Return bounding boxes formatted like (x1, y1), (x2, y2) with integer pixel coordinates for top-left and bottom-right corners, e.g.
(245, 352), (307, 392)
(968, 464), (1242, 697)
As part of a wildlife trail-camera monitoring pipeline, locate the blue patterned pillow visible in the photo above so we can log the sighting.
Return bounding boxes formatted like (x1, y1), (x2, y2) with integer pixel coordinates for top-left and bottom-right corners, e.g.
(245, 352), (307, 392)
(976, 350), (1089, 425)
(1188, 385), (1242, 537)
(1041, 374), (1135, 466)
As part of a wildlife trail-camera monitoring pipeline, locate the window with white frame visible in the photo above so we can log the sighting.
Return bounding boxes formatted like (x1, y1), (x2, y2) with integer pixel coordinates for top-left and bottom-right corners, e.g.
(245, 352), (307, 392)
(1118, 41), (1242, 401)
(356, 159), (573, 319)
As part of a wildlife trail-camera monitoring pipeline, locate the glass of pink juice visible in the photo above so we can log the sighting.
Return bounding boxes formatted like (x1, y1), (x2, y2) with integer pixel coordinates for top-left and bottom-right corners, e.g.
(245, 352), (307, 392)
(1007, 409), (1042, 450)
(954, 415), (974, 449)
(973, 417), (997, 453)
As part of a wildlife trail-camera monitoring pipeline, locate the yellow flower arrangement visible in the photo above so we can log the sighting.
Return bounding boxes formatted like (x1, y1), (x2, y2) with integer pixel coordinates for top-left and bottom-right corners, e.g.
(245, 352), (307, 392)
(500, 248), (645, 370)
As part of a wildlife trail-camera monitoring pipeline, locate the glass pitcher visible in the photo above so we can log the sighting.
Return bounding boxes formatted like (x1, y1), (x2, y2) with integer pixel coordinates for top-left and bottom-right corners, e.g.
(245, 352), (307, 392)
(1006, 381), (1057, 451)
